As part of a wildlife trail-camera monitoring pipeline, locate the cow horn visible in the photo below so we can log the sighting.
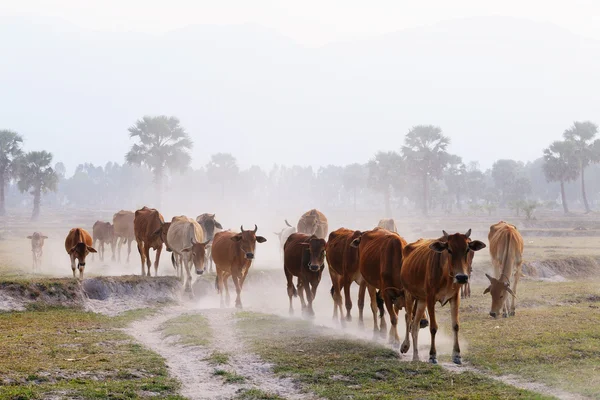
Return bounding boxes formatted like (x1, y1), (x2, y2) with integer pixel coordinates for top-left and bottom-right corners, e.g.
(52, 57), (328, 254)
(285, 219), (292, 227)
(253, 224), (258, 233)
(485, 273), (495, 283)
(442, 230), (449, 239)
(465, 229), (472, 238)
(240, 225), (244, 232)
(191, 237), (197, 245)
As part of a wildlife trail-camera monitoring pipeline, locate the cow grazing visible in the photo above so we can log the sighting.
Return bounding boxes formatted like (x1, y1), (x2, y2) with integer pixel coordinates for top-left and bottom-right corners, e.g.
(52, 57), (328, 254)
(350, 228), (409, 345)
(297, 209), (328, 239)
(274, 219), (296, 260)
(92, 221), (115, 262)
(485, 221), (524, 318)
(27, 232), (47, 272)
(400, 230), (486, 365)
(212, 225), (266, 308)
(65, 228), (97, 279)
(326, 228), (363, 324)
(284, 233), (327, 317)
(196, 213), (223, 272)
(113, 210), (135, 263)
(377, 218), (398, 233)
(134, 206), (169, 277)
(168, 216), (210, 295)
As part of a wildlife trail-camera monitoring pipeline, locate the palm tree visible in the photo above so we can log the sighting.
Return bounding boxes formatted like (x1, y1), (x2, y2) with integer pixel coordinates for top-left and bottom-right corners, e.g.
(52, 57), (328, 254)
(0, 130), (24, 215)
(206, 153), (239, 200)
(125, 116), (192, 205)
(367, 151), (403, 217)
(342, 163), (367, 212)
(401, 125), (450, 216)
(16, 151), (58, 220)
(563, 121), (600, 213)
(542, 140), (578, 214)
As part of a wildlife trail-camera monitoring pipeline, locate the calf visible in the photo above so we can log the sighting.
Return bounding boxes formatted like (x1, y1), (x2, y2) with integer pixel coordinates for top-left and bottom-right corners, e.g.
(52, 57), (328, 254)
(92, 221), (115, 262)
(65, 228), (97, 279)
(284, 233), (327, 317)
(212, 225), (266, 308)
(27, 232), (47, 272)
(400, 230), (486, 365)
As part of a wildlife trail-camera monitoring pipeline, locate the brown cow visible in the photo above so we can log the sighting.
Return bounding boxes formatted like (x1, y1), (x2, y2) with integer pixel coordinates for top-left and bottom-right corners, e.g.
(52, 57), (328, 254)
(297, 209), (328, 239)
(326, 228), (364, 324)
(27, 232), (47, 272)
(212, 225), (266, 308)
(485, 221), (523, 318)
(113, 210), (135, 263)
(350, 228), (408, 346)
(196, 213), (223, 272)
(92, 221), (115, 262)
(400, 230), (486, 365)
(64, 228), (97, 279)
(377, 218), (398, 233)
(134, 206), (169, 277)
(284, 233), (327, 317)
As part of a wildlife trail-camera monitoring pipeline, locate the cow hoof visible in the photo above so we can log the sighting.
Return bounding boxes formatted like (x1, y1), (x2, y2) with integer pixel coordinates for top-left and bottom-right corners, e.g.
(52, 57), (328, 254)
(400, 342), (410, 354)
(502, 313), (508, 318)
(346, 315), (352, 322)
(235, 302), (243, 309)
(429, 357), (438, 365)
(509, 311), (515, 317)
(419, 319), (429, 329)
(452, 355), (462, 365)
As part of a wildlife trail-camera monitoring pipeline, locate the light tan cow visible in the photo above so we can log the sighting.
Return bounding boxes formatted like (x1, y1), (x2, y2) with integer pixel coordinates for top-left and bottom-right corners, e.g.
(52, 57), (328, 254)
(65, 228), (97, 279)
(27, 232), (47, 272)
(485, 221), (524, 318)
(377, 218), (397, 233)
(113, 210), (135, 263)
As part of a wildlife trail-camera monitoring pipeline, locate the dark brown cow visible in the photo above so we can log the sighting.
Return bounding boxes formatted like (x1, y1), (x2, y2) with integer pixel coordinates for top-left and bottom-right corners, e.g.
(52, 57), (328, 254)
(92, 221), (115, 262)
(65, 228), (97, 279)
(350, 228), (408, 346)
(326, 228), (363, 324)
(400, 230), (486, 365)
(196, 213), (223, 272)
(212, 225), (266, 308)
(134, 206), (169, 277)
(113, 210), (135, 263)
(297, 209), (328, 239)
(27, 232), (47, 272)
(284, 233), (327, 317)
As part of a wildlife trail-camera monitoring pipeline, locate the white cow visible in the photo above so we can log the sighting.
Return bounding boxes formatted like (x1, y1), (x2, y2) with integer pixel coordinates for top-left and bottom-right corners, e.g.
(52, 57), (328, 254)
(274, 219), (297, 260)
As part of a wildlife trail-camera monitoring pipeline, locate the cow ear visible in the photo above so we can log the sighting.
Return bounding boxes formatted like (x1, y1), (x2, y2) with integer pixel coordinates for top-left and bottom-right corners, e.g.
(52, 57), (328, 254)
(182, 248), (191, 253)
(87, 246), (97, 253)
(469, 240), (486, 252)
(27, 236), (33, 239)
(429, 241), (447, 253)
(231, 235), (242, 242)
(214, 221), (223, 229)
(256, 236), (267, 243)
(350, 238), (361, 248)
(483, 286), (491, 295)
(68, 246), (77, 254)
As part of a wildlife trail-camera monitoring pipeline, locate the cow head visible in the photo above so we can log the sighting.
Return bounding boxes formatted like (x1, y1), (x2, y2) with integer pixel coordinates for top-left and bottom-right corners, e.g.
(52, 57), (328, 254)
(197, 214), (223, 241)
(483, 273), (515, 318)
(153, 222), (171, 250)
(68, 242), (97, 267)
(231, 225), (267, 260)
(27, 232), (48, 249)
(183, 239), (211, 275)
(429, 229), (486, 285)
(302, 235), (327, 272)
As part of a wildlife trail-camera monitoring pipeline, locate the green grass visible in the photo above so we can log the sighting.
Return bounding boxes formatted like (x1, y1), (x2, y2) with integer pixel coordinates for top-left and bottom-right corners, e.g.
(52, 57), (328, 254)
(213, 369), (246, 384)
(159, 313), (212, 346)
(206, 351), (230, 365)
(0, 307), (184, 399)
(235, 312), (549, 400)
(235, 388), (285, 399)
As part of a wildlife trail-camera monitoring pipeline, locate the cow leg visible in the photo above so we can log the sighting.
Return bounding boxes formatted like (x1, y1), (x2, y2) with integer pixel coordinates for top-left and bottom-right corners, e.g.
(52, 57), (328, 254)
(284, 267), (296, 315)
(184, 256), (194, 298)
(117, 237), (123, 263)
(410, 299), (427, 362)
(302, 277), (315, 318)
(427, 296), (439, 364)
(110, 239), (116, 262)
(383, 292), (400, 349)
(137, 242), (146, 276)
(358, 280), (366, 328)
(216, 269), (226, 308)
(70, 253), (77, 278)
(297, 279), (307, 310)
(343, 277), (353, 322)
(400, 294), (414, 354)
(510, 269), (520, 317)
(450, 294), (462, 365)
(100, 241), (105, 262)
(127, 239), (132, 263)
(232, 272), (243, 309)
(154, 245), (162, 277)
(332, 274), (343, 323)
(366, 285), (380, 338)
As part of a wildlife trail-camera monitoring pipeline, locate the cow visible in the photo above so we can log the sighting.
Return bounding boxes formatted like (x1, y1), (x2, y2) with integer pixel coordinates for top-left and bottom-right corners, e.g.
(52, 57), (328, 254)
(167, 216), (210, 296)
(274, 219), (296, 260)
(400, 230), (486, 365)
(297, 209), (328, 239)
(27, 232), (47, 272)
(212, 225), (266, 308)
(350, 227), (410, 346)
(284, 233), (327, 317)
(64, 228), (97, 279)
(113, 210), (135, 263)
(133, 206), (169, 277)
(377, 218), (398, 233)
(196, 213), (223, 272)
(326, 228), (364, 324)
(485, 221), (523, 318)
(92, 221), (115, 262)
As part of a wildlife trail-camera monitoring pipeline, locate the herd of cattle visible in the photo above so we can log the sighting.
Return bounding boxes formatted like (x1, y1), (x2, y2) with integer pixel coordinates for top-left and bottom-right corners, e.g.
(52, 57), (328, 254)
(27, 208), (524, 364)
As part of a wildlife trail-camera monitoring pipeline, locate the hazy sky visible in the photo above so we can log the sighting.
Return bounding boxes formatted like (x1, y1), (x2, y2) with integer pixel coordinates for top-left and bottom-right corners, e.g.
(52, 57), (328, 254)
(2, 0), (600, 46)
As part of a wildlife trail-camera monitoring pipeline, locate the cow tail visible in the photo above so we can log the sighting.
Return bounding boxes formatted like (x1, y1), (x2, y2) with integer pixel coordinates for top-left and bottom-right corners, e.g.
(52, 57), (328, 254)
(376, 290), (384, 318)
(171, 253), (176, 269)
(215, 275), (220, 293)
(330, 285), (335, 299)
(500, 230), (516, 282)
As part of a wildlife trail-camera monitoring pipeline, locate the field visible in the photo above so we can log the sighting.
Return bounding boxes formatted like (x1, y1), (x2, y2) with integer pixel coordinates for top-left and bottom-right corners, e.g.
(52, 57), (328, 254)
(0, 209), (599, 399)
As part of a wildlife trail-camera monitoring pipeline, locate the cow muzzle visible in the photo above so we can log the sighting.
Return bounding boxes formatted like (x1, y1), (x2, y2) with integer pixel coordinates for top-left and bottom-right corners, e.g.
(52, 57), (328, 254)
(196, 269), (204, 275)
(245, 252), (254, 260)
(308, 264), (321, 272)
(455, 274), (469, 284)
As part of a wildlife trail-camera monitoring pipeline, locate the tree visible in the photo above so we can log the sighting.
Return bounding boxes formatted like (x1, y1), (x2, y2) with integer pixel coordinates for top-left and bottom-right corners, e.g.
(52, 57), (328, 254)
(563, 121), (600, 213)
(443, 155), (467, 211)
(342, 163), (368, 212)
(206, 153), (239, 200)
(0, 130), (24, 215)
(464, 162), (486, 204)
(542, 140), (578, 214)
(54, 162), (66, 179)
(16, 151), (58, 220)
(367, 151), (403, 217)
(491, 159), (530, 206)
(125, 116), (192, 205)
(402, 125), (450, 216)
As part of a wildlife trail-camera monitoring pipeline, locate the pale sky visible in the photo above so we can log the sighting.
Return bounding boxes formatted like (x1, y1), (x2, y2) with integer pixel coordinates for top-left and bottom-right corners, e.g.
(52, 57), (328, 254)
(2, 0), (600, 46)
